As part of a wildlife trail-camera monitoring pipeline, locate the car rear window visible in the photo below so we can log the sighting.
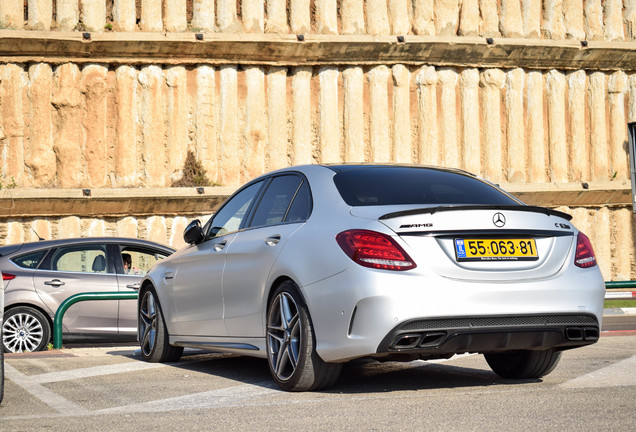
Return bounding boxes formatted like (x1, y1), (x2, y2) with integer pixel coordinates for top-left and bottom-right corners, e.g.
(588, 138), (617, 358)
(11, 250), (48, 269)
(332, 166), (520, 207)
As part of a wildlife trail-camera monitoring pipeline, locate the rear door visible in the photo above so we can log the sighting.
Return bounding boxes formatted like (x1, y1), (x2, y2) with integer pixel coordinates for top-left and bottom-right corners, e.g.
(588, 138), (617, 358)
(32, 243), (119, 335)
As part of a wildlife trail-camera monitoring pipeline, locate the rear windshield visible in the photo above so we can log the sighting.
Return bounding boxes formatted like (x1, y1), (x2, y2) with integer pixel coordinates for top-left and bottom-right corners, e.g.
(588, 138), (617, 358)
(332, 167), (520, 207)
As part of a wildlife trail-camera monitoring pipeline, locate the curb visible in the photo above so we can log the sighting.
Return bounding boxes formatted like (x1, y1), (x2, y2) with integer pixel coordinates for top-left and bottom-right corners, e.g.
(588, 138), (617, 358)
(603, 307), (636, 316)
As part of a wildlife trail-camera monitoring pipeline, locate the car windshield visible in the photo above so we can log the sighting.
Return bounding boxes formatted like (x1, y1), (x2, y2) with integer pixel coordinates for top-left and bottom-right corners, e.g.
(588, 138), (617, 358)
(332, 166), (520, 207)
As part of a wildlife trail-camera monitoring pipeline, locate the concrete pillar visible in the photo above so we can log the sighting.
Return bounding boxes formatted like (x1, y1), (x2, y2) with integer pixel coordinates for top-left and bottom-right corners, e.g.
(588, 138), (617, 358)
(457, 0), (478, 36)
(389, 0), (410, 35)
(6, 222), (24, 245)
(343, 67), (365, 162)
(366, 0), (390, 35)
(244, 67), (267, 180)
(267, 67), (288, 170)
(81, 0), (106, 31)
(290, 0), (311, 34)
(266, 0), (288, 33)
(392, 65), (411, 163)
(291, 67), (313, 165)
(563, 0), (585, 40)
(522, 0), (541, 38)
(480, 69), (505, 181)
(604, 0), (625, 41)
(416, 66), (438, 165)
(505, 69), (525, 182)
(195, 65), (218, 183)
(368, 66), (391, 162)
(147, 216), (168, 245)
(138, 66), (166, 187)
(315, 0), (337, 34)
(438, 69), (459, 168)
(627, 1), (636, 40)
(165, 0), (187, 32)
(114, 66), (138, 187)
(30, 219), (52, 242)
(526, 71), (547, 182)
(117, 217), (139, 239)
(584, 0), (603, 41)
(60, 216), (82, 238)
(28, 0), (52, 30)
(546, 70), (568, 182)
(192, 0), (215, 32)
(592, 207), (611, 280)
(140, 0), (163, 32)
(629, 74), (636, 122)
(165, 67), (188, 184)
(608, 72), (628, 180)
(0, 0), (22, 29)
(113, 0), (137, 32)
(413, 0), (435, 36)
(588, 72), (609, 181)
(26, 63), (56, 186)
(435, 0), (459, 36)
(0, 64), (26, 183)
(500, 0), (523, 38)
(82, 65), (109, 188)
(480, 0), (500, 37)
(170, 217), (189, 249)
(341, 0), (365, 34)
(611, 209), (634, 280)
(52, 63), (83, 188)
(219, 66), (240, 185)
(460, 69), (480, 174)
(567, 71), (588, 181)
(241, 0), (264, 32)
(57, 0), (79, 31)
(319, 67), (340, 163)
(542, 0), (565, 39)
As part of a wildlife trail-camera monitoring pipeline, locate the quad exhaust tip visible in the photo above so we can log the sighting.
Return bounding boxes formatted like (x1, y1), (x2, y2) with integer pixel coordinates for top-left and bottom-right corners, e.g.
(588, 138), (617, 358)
(565, 326), (599, 342)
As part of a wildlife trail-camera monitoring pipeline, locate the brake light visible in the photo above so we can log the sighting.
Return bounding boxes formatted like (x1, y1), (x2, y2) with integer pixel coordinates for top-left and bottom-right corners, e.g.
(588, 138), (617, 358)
(2, 272), (16, 281)
(574, 232), (597, 268)
(336, 229), (416, 271)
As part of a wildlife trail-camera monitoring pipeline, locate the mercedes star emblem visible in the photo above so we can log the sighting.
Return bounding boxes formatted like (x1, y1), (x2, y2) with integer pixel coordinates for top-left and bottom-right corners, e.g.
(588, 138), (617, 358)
(492, 212), (506, 228)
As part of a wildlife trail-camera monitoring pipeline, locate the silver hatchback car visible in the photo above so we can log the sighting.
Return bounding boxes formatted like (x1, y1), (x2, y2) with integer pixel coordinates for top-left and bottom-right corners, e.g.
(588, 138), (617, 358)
(1, 237), (174, 352)
(138, 164), (605, 391)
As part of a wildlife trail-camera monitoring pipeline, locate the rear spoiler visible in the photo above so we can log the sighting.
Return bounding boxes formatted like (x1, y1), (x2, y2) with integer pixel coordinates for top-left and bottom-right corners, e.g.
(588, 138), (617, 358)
(379, 205), (573, 221)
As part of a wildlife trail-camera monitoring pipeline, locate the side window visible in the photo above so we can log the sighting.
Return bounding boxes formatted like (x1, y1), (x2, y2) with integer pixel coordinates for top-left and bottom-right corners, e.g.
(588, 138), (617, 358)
(120, 247), (169, 276)
(285, 180), (312, 222)
(51, 245), (108, 273)
(206, 181), (264, 239)
(11, 250), (48, 269)
(250, 175), (303, 228)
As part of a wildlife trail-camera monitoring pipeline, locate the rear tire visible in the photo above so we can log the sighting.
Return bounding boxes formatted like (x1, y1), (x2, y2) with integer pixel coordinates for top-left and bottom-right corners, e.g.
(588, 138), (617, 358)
(485, 348), (562, 379)
(138, 288), (183, 363)
(266, 281), (342, 391)
(2, 306), (51, 353)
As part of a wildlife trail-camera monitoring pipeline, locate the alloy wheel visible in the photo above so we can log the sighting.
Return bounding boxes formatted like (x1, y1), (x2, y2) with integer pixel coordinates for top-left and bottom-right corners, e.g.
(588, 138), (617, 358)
(3, 312), (45, 353)
(139, 290), (158, 357)
(267, 292), (301, 381)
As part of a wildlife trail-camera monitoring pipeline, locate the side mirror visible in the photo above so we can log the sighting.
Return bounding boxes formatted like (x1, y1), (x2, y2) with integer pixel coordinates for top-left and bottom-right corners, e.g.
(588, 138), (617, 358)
(183, 219), (204, 245)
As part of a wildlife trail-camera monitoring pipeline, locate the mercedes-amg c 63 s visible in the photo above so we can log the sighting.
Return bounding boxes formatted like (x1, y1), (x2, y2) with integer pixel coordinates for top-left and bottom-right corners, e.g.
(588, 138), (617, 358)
(138, 164), (605, 391)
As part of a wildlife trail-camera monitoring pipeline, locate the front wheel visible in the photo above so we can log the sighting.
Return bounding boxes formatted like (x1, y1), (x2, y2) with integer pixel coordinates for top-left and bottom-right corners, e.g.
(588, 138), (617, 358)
(2, 306), (51, 353)
(484, 348), (562, 379)
(138, 288), (183, 363)
(266, 281), (342, 391)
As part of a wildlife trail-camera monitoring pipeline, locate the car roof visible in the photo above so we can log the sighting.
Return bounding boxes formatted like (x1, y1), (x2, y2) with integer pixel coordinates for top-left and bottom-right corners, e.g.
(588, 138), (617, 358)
(0, 237), (175, 258)
(323, 163), (477, 177)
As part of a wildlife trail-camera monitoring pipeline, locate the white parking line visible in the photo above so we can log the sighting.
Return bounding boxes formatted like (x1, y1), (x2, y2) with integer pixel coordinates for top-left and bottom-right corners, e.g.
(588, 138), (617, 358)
(30, 361), (166, 384)
(559, 355), (636, 389)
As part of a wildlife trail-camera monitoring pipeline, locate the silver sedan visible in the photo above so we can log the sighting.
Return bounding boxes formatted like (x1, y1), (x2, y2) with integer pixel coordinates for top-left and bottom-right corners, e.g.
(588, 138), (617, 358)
(138, 164), (605, 391)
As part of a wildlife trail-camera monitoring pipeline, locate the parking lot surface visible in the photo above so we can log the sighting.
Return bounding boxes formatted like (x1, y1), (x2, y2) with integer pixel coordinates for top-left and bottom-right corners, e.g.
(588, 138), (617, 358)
(1, 333), (635, 431)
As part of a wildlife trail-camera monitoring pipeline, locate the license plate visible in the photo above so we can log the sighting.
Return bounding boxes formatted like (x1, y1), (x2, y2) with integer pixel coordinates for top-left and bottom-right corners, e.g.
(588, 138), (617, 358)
(454, 238), (538, 261)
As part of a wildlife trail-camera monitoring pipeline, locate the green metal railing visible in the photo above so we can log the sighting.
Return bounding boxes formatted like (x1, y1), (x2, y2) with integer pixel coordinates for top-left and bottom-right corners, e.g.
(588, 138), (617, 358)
(605, 281), (636, 289)
(53, 291), (138, 349)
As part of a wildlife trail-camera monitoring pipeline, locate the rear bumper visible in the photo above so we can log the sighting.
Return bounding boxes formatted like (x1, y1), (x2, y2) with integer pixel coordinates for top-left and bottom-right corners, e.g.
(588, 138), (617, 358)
(376, 313), (600, 358)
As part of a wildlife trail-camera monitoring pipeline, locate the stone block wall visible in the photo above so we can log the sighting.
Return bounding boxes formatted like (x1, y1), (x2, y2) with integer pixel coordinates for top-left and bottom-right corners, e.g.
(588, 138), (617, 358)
(0, 1), (635, 280)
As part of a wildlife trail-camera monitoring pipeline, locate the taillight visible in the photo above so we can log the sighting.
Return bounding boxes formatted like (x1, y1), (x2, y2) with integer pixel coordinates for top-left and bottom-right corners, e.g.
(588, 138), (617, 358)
(2, 272), (16, 281)
(574, 232), (597, 268)
(336, 229), (416, 271)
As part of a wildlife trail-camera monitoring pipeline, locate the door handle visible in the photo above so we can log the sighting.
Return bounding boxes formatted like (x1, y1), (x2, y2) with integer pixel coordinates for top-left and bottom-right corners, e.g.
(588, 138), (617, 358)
(126, 283), (141, 290)
(265, 236), (281, 247)
(213, 240), (227, 251)
(164, 272), (174, 280)
(44, 279), (65, 287)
